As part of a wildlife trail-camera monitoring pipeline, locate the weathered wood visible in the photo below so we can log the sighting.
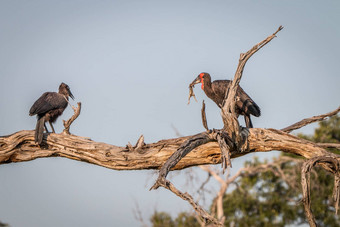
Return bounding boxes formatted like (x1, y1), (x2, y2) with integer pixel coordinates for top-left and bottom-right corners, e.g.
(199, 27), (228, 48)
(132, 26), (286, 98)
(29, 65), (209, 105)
(62, 102), (81, 135)
(281, 106), (340, 133)
(0, 128), (337, 170)
(301, 156), (340, 227)
(201, 100), (209, 131)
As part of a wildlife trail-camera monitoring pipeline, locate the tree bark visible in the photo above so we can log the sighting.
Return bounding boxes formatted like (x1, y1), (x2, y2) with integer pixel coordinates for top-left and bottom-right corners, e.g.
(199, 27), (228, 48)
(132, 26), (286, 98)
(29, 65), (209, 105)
(0, 128), (337, 170)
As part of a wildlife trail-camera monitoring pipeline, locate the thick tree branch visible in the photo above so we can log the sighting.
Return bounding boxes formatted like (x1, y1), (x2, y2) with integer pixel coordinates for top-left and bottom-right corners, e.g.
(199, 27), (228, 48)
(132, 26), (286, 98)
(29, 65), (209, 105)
(2, 121), (339, 169)
(0, 128), (337, 170)
(317, 143), (340, 149)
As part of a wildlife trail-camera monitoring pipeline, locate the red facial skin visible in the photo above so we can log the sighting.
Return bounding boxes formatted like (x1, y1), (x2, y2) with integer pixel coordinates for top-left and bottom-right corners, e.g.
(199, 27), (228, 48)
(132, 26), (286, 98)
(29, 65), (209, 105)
(199, 73), (204, 90)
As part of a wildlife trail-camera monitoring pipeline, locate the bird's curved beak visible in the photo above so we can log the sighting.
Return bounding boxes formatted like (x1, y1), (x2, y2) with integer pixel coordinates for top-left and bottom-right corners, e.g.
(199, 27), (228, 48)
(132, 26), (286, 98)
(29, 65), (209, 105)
(69, 91), (75, 100)
(190, 76), (201, 86)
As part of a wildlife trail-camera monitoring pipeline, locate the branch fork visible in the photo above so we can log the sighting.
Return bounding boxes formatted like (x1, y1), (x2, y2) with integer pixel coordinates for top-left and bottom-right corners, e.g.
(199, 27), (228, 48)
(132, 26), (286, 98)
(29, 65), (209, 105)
(126, 135), (145, 152)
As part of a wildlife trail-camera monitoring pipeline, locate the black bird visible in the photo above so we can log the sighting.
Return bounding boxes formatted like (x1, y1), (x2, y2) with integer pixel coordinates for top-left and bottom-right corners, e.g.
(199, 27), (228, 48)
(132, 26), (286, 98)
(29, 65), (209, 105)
(29, 83), (74, 144)
(191, 72), (260, 128)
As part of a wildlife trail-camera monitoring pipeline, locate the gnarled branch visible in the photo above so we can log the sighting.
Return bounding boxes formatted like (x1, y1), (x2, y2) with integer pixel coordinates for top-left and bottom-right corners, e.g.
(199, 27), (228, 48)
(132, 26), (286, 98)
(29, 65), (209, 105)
(0, 127), (337, 171)
(301, 156), (340, 227)
(62, 102), (81, 135)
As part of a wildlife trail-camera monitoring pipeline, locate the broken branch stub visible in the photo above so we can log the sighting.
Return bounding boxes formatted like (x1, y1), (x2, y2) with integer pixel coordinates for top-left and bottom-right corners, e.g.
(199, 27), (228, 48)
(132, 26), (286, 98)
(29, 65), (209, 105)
(63, 102), (82, 135)
(201, 100), (209, 131)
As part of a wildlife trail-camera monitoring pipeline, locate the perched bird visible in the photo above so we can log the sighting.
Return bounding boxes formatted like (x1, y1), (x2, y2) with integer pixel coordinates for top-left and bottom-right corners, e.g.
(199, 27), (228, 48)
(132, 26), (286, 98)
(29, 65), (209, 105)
(29, 83), (74, 144)
(191, 72), (260, 128)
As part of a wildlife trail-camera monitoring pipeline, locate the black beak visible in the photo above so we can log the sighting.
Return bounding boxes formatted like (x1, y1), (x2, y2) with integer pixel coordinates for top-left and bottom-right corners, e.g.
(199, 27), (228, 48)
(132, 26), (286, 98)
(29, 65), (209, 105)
(69, 90), (75, 100)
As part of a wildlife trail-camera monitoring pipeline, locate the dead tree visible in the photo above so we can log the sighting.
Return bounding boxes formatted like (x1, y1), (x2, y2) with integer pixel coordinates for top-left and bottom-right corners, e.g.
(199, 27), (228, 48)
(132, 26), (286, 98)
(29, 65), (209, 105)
(1, 26), (340, 226)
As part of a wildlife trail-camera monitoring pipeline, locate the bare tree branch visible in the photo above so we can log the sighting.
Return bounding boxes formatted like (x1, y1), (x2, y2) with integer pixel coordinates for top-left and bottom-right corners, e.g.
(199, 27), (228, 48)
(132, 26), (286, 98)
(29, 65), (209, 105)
(201, 100), (209, 131)
(281, 106), (340, 133)
(221, 26), (283, 130)
(317, 143), (340, 149)
(301, 156), (340, 227)
(1, 127), (337, 171)
(62, 102), (82, 135)
(150, 175), (223, 226)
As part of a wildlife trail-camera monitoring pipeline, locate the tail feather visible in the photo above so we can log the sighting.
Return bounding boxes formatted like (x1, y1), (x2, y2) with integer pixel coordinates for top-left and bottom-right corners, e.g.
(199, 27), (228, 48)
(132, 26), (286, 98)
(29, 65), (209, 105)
(242, 99), (261, 117)
(35, 116), (45, 144)
(236, 87), (261, 117)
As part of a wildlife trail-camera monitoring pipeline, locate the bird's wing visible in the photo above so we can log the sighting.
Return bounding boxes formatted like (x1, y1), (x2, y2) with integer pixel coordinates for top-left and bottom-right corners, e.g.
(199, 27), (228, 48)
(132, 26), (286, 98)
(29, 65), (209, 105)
(236, 86), (261, 117)
(211, 80), (261, 117)
(211, 80), (231, 106)
(29, 92), (66, 115)
(211, 80), (230, 97)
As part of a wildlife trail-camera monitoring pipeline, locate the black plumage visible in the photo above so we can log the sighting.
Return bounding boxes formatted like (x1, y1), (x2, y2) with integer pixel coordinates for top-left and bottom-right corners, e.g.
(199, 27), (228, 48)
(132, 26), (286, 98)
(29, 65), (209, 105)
(29, 83), (74, 144)
(191, 72), (261, 128)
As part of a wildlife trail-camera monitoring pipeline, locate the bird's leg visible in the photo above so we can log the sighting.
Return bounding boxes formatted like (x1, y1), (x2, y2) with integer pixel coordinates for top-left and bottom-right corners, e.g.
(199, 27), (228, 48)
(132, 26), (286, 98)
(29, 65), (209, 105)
(44, 123), (49, 133)
(49, 122), (56, 133)
(244, 115), (253, 128)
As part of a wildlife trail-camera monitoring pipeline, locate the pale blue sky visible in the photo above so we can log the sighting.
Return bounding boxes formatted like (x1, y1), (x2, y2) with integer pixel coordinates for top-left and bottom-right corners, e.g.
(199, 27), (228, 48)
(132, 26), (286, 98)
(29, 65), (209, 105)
(0, 1), (339, 226)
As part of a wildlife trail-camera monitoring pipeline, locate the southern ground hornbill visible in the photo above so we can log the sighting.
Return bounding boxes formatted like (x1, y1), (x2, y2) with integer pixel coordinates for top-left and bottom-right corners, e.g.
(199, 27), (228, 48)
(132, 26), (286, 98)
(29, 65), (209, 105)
(191, 72), (261, 128)
(29, 83), (74, 144)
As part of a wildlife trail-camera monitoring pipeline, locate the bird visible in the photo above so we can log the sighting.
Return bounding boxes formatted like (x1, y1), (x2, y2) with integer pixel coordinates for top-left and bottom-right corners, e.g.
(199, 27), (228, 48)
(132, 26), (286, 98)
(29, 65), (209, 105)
(191, 72), (260, 128)
(29, 82), (74, 144)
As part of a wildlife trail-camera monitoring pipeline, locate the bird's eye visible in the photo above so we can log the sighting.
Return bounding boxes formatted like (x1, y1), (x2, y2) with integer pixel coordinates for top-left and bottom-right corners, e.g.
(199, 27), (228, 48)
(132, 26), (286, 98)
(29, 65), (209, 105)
(199, 73), (204, 78)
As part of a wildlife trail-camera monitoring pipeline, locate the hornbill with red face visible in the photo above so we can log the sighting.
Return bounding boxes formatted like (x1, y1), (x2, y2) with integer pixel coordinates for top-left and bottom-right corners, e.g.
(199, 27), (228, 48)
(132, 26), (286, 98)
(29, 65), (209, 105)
(191, 72), (260, 128)
(29, 83), (74, 144)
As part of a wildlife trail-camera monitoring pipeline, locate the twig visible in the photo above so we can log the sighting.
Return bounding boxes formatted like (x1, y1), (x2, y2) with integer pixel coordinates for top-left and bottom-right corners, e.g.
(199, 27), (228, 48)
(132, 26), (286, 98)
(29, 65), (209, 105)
(62, 102), (81, 135)
(281, 106), (340, 133)
(197, 167), (212, 193)
(132, 200), (148, 227)
(150, 176), (223, 226)
(201, 100), (209, 131)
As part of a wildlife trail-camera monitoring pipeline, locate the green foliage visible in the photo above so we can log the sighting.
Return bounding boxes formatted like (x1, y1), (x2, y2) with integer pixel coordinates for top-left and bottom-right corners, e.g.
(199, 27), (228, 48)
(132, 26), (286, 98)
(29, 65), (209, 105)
(222, 159), (340, 226)
(313, 115), (340, 143)
(150, 211), (174, 227)
(150, 115), (340, 227)
(174, 212), (200, 227)
(223, 161), (304, 227)
(150, 211), (200, 227)
(222, 115), (340, 226)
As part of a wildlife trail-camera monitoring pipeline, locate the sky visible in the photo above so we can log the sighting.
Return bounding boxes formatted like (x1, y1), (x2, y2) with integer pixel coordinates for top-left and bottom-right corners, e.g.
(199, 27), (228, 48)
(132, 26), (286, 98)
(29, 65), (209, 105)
(0, 0), (339, 226)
